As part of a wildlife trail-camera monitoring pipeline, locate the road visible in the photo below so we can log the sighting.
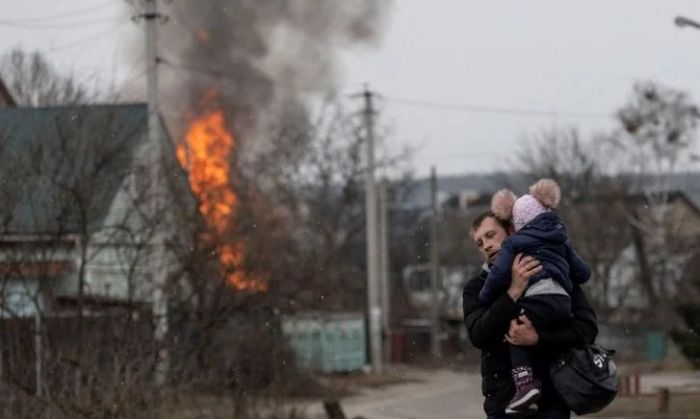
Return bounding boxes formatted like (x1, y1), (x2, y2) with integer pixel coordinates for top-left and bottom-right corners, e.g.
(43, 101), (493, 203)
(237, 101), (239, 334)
(307, 367), (486, 419)
(304, 367), (700, 419)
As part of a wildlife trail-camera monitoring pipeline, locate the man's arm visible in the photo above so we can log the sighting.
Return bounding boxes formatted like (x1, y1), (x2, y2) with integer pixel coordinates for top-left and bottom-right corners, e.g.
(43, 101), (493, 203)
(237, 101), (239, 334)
(464, 254), (542, 350)
(464, 277), (520, 350)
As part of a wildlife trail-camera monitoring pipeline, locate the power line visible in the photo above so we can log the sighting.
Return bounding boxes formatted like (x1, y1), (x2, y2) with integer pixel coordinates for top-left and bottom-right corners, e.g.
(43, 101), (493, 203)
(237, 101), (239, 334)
(159, 58), (224, 78)
(382, 95), (612, 120)
(48, 20), (128, 52)
(0, 15), (123, 30)
(0, 1), (114, 24)
(160, 57), (329, 95)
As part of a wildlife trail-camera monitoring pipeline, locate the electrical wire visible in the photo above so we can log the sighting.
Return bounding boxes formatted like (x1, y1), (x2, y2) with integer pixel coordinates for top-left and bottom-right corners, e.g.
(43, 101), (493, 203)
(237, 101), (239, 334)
(0, 1), (114, 24)
(382, 95), (611, 120)
(0, 15), (123, 30)
(158, 58), (225, 79)
(48, 20), (128, 52)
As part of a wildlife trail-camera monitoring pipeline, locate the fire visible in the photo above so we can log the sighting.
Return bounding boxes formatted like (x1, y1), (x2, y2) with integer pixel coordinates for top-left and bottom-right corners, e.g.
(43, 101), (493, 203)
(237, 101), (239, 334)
(177, 108), (265, 291)
(196, 29), (210, 44)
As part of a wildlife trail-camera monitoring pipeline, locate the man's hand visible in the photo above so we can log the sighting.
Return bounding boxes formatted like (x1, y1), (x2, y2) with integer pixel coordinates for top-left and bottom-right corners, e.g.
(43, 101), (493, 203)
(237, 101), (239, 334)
(507, 253), (542, 301)
(505, 315), (539, 346)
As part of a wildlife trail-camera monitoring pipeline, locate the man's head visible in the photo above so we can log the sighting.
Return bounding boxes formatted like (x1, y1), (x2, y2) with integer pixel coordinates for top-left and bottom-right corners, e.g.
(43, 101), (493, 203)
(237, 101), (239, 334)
(470, 211), (512, 263)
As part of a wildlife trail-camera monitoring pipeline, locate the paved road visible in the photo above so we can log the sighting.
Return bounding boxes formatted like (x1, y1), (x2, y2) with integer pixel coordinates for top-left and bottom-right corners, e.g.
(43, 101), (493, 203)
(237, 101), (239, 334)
(305, 367), (700, 419)
(307, 367), (487, 419)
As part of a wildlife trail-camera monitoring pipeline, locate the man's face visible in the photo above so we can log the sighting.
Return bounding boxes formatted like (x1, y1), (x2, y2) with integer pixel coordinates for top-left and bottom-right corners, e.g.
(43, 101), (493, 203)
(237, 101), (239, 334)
(471, 216), (509, 264)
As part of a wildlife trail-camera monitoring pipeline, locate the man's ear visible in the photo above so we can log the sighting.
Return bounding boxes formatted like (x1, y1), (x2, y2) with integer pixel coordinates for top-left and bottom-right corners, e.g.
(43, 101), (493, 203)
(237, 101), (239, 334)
(507, 226), (515, 235)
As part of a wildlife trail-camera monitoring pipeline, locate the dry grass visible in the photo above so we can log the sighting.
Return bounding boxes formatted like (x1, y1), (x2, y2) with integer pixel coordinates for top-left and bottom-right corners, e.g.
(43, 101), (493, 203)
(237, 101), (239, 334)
(158, 369), (419, 419)
(594, 393), (700, 419)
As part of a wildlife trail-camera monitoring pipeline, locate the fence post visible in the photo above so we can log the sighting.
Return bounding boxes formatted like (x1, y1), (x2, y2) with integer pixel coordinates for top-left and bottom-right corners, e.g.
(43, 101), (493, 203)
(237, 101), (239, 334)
(657, 387), (670, 412)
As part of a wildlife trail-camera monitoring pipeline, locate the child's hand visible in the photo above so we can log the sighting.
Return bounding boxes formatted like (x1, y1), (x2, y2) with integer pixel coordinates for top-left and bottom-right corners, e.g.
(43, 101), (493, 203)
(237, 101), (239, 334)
(504, 315), (539, 346)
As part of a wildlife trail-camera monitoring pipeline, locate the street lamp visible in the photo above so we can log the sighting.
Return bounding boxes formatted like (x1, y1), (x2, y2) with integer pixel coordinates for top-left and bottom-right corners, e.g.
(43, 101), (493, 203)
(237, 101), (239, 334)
(675, 16), (700, 166)
(675, 15), (700, 30)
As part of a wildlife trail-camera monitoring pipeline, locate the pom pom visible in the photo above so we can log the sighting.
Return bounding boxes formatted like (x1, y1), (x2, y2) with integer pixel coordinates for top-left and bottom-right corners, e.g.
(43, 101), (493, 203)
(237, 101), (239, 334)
(529, 178), (561, 209)
(491, 189), (517, 220)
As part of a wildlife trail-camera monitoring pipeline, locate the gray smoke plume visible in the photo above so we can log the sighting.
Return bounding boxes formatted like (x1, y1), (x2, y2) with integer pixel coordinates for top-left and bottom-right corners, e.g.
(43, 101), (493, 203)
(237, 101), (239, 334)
(133, 0), (392, 147)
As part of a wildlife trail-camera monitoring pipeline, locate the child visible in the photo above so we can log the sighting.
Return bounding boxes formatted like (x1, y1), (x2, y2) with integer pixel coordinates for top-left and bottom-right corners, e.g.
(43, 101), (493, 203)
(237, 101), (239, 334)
(478, 179), (591, 415)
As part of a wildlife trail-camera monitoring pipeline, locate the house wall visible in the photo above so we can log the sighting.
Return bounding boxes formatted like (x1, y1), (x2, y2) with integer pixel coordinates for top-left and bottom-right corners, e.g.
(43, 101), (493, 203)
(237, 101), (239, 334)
(53, 244), (153, 303)
(1, 278), (44, 318)
(666, 198), (700, 238)
(601, 196), (700, 322)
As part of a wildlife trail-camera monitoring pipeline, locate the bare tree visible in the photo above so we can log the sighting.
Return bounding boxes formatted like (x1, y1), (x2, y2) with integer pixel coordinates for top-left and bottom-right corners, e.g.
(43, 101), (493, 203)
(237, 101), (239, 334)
(612, 81), (699, 325)
(518, 82), (700, 326)
(233, 102), (411, 312)
(517, 127), (630, 320)
(0, 49), (96, 106)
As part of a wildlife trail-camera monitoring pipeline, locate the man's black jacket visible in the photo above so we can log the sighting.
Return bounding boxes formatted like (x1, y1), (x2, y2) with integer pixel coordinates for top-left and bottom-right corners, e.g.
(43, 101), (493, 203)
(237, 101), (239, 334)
(463, 269), (598, 416)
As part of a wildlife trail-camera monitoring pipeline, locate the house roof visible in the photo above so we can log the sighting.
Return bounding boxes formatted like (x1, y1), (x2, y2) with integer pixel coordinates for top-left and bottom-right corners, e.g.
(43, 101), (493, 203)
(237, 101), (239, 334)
(0, 104), (151, 234)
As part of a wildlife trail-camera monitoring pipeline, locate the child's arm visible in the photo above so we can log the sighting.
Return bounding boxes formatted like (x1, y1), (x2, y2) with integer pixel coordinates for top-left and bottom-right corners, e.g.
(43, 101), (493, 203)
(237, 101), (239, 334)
(478, 241), (517, 303)
(566, 239), (591, 284)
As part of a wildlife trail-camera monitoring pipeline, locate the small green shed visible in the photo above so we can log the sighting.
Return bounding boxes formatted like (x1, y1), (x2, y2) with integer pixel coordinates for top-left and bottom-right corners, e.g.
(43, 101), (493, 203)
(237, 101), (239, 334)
(282, 312), (366, 373)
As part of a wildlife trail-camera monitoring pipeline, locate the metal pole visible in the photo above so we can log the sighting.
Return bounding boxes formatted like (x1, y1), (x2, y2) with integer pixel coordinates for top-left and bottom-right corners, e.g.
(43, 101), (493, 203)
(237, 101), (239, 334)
(144, 0), (169, 386)
(34, 311), (42, 396)
(429, 167), (440, 359)
(378, 178), (391, 364)
(363, 85), (382, 373)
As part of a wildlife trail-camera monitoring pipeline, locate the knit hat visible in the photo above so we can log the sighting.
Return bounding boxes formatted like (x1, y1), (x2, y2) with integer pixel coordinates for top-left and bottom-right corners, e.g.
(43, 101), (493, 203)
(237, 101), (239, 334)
(513, 194), (548, 231)
(490, 178), (561, 231)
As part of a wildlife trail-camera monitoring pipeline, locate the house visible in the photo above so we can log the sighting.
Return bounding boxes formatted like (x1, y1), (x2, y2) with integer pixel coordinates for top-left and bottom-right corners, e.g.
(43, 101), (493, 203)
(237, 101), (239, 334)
(600, 190), (700, 323)
(0, 104), (196, 318)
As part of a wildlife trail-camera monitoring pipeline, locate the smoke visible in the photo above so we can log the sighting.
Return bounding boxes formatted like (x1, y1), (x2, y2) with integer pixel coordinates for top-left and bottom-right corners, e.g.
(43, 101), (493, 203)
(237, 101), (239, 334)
(132, 0), (392, 146)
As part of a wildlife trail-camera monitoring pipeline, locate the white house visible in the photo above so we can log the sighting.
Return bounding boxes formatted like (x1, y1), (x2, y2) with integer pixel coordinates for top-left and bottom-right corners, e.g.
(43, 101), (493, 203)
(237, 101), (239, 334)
(0, 104), (197, 318)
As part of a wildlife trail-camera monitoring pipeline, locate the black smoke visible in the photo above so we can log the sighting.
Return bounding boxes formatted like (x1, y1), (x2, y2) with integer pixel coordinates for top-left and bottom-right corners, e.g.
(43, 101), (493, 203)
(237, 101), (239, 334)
(131, 0), (392, 147)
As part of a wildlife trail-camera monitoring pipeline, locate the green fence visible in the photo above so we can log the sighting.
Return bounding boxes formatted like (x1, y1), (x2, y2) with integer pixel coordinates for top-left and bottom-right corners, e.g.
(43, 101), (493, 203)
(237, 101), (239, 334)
(282, 312), (366, 373)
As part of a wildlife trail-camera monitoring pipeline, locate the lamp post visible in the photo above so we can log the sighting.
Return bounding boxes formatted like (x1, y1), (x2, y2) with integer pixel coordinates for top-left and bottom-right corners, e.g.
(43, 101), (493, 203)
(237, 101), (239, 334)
(675, 16), (700, 30)
(675, 16), (700, 166)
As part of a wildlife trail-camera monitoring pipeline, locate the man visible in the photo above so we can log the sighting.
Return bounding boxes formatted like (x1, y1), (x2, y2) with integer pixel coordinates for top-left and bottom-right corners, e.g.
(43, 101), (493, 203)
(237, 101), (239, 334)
(463, 211), (598, 419)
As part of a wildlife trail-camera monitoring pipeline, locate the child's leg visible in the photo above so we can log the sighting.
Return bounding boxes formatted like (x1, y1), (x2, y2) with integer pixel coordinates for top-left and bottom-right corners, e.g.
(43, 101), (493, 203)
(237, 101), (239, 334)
(518, 294), (572, 330)
(510, 343), (532, 371)
(506, 331), (541, 413)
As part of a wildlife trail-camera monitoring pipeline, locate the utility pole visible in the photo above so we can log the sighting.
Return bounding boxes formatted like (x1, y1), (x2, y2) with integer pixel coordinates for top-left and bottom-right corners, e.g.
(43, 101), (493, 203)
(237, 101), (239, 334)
(429, 166), (440, 359)
(34, 311), (42, 396)
(362, 85), (382, 373)
(140, 0), (169, 386)
(378, 178), (391, 364)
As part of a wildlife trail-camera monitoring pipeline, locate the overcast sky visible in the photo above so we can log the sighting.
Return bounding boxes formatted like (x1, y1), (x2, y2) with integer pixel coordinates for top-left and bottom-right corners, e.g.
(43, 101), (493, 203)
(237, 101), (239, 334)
(2, 1), (700, 176)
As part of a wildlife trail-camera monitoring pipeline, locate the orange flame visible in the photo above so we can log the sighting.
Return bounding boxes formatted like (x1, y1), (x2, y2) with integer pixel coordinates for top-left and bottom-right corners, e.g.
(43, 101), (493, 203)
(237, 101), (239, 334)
(196, 29), (210, 44)
(177, 108), (266, 291)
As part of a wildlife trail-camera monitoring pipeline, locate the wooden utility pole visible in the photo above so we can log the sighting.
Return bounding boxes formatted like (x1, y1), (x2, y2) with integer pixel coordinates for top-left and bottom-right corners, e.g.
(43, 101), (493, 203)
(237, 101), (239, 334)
(429, 166), (440, 359)
(141, 0), (169, 385)
(362, 85), (382, 373)
(378, 178), (391, 364)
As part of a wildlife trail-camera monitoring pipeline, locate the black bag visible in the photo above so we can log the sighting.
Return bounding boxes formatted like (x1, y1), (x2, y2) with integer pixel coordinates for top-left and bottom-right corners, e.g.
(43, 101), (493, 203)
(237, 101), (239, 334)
(549, 344), (619, 415)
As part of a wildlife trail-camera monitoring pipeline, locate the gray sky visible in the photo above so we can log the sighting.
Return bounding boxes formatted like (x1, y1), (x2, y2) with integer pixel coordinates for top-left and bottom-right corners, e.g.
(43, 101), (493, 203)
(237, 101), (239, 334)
(2, 1), (700, 175)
